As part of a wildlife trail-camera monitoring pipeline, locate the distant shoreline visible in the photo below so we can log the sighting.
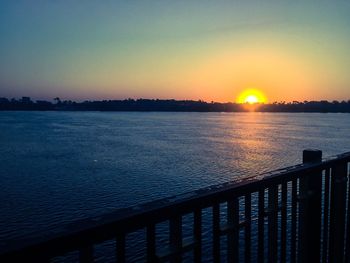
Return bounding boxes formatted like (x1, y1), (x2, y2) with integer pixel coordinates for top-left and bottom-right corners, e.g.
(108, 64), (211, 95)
(1, 97), (350, 113)
(1, 109), (350, 113)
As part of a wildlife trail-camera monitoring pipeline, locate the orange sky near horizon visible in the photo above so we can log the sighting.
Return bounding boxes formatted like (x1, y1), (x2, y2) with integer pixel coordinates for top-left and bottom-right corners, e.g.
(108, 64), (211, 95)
(55, 39), (347, 103)
(117, 46), (322, 104)
(185, 44), (339, 103)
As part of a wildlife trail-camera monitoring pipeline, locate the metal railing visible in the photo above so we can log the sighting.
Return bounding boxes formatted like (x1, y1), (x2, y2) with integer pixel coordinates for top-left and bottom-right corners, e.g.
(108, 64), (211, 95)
(1, 149), (350, 262)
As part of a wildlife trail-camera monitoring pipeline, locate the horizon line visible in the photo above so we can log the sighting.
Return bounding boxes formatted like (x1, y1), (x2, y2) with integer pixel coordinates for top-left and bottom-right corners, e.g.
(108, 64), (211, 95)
(1, 96), (350, 105)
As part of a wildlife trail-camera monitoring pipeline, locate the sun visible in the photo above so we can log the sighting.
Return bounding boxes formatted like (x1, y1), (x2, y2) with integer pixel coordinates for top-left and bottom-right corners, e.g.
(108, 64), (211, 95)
(245, 95), (259, 104)
(237, 89), (267, 104)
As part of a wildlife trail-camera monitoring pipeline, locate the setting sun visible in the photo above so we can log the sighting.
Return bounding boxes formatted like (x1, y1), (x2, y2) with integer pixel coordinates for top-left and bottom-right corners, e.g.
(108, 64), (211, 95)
(237, 89), (267, 104)
(245, 95), (258, 104)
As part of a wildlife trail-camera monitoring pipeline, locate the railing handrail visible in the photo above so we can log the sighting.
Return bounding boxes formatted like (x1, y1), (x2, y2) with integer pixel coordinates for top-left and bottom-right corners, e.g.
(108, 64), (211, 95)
(1, 151), (350, 260)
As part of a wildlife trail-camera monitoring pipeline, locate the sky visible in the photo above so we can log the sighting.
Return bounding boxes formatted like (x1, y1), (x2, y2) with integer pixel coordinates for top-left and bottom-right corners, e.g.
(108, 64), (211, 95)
(1, 1), (350, 102)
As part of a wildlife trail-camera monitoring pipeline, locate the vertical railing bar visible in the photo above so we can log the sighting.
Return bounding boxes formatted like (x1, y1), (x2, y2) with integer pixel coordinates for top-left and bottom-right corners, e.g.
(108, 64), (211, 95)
(329, 166), (337, 263)
(79, 245), (94, 263)
(194, 209), (202, 263)
(212, 203), (220, 263)
(268, 184), (278, 263)
(116, 234), (126, 263)
(169, 216), (182, 263)
(281, 181), (287, 263)
(258, 189), (265, 263)
(345, 163), (350, 262)
(227, 198), (239, 263)
(147, 225), (156, 263)
(329, 162), (348, 262)
(245, 193), (252, 263)
(322, 168), (330, 263)
(291, 178), (298, 263)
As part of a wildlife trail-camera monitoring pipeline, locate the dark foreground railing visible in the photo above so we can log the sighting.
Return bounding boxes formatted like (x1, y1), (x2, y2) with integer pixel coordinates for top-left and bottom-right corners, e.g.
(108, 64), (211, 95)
(1, 150), (350, 262)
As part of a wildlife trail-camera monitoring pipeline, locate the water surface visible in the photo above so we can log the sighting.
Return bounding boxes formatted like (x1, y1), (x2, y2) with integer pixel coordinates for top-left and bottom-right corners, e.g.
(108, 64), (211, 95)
(0, 112), (349, 260)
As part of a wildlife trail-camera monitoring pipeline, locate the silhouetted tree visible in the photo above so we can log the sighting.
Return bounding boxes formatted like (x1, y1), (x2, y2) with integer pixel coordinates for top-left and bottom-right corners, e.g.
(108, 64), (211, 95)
(1, 97), (350, 112)
(54, 97), (61, 105)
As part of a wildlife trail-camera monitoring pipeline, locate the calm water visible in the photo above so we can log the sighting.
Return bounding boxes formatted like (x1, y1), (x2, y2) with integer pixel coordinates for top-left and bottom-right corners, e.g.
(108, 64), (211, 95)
(0, 111), (349, 261)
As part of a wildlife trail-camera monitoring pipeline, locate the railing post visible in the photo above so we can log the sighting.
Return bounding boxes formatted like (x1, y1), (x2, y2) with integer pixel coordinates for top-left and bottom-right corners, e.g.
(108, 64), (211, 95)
(169, 216), (182, 263)
(298, 149), (322, 263)
(329, 160), (348, 262)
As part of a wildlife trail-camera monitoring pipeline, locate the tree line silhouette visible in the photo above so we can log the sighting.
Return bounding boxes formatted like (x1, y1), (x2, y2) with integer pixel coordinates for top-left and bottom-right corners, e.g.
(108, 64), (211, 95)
(1, 97), (350, 112)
